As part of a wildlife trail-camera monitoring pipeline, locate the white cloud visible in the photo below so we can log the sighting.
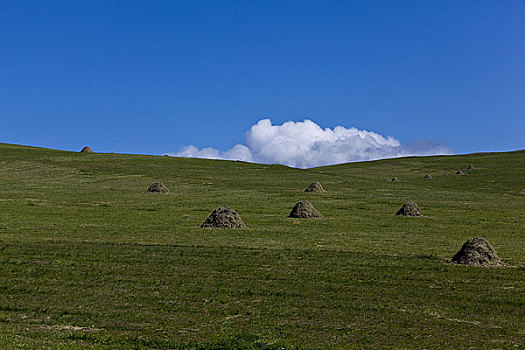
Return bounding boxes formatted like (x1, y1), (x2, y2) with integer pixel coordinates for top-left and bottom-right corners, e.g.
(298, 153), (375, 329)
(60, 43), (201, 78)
(168, 119), (452, 168)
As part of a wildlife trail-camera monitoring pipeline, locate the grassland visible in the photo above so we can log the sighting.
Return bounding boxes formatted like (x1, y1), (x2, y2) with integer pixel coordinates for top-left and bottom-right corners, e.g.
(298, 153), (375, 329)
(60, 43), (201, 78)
(0, 143), (523, 349)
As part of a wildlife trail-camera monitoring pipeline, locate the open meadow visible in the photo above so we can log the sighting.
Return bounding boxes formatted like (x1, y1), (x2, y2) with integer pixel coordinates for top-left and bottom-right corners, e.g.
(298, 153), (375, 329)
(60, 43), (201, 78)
(0, 143), (523, 349)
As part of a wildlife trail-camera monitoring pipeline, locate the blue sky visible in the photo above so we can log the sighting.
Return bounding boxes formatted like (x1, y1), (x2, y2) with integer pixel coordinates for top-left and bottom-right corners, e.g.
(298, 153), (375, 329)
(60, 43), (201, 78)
(0, 1), (523, 160)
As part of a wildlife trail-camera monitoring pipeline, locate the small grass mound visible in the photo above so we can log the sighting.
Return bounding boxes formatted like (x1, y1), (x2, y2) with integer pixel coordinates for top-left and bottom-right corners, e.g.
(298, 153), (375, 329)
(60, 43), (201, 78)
(80, 146), (93, 153)
(201, 206), (247, 229)
(289, 201), (323, 218)
(452, 237), (503, 266)
(146, 182), (169, 194)
(395, 201), (421, 217)
(424, 174), (433, 179)
(304, 181), (325, 193)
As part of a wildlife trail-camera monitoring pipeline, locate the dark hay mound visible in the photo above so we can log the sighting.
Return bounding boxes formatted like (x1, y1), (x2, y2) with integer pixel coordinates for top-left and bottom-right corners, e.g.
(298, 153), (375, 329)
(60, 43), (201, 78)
(146, 182), (169, 194)
(424, 174), (433, 179)
(395, 201), (421, 217)
(289, 201), (323, 218)
(391, 177), (399, 182)
(452, 237), (503, 266)
(80, 146), (93, 153)
(201, 206), (246, 229)
(456, 170), (464, 175)
(304, 181), (325, 193)
(466, 165), (476, 170)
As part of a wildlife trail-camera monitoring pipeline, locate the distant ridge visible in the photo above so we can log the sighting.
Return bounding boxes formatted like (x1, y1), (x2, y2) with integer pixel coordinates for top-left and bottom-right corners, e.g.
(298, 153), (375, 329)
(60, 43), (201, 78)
(0, 142), (523, 169)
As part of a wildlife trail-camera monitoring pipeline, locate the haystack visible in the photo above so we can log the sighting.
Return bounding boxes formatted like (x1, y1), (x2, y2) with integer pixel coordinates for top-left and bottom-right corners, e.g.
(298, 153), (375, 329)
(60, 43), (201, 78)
(452, 238), (503, 266)
(466, 165), (476, 170)
(424, 174), (433, 179)
(395, 201), (421, 217)
(391, 177), (399, 182)
(288, 201), (323, 218)
(201, 206), (246, 229)
(456, 170), (464, 175)
(80, 146), (93, 153)
(146, 182), (169, 194)
(520, 189), (525, 195)
(305, 181), (325, 193)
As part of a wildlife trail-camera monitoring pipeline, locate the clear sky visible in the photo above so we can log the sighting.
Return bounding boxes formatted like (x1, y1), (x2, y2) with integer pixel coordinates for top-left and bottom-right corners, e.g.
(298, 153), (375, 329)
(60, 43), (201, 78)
(1, 1), (523, 160)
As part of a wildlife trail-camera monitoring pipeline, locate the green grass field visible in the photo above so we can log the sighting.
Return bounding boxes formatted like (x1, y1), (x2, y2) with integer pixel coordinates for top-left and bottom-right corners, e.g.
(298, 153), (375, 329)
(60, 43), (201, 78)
(0, 143), (523, 349)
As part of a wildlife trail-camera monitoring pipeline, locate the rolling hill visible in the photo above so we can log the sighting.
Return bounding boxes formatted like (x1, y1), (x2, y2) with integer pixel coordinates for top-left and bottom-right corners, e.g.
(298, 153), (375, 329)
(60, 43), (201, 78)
(0, 143), (523, 349)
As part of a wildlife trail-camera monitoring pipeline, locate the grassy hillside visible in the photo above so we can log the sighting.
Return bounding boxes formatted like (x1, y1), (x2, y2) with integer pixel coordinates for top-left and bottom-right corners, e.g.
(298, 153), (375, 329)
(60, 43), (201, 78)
(0, 143), (523, 349)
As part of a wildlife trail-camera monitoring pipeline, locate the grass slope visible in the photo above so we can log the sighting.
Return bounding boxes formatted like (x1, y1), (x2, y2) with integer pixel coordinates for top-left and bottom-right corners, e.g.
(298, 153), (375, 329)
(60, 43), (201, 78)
(0, 143), (523, 349)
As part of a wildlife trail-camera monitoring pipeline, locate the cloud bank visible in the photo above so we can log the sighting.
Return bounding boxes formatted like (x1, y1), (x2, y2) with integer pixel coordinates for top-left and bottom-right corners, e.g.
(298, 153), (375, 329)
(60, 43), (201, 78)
(170, 119), (452, 168)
